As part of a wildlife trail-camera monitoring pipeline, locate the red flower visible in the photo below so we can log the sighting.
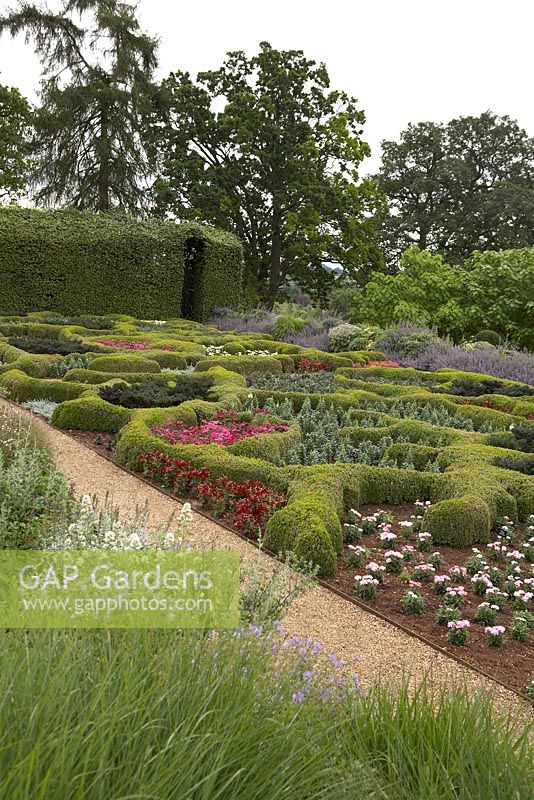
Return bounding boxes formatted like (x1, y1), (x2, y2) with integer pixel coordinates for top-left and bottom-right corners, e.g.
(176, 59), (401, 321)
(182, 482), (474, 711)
(296, 358), (331, 372)
(136, 452), (286, 537)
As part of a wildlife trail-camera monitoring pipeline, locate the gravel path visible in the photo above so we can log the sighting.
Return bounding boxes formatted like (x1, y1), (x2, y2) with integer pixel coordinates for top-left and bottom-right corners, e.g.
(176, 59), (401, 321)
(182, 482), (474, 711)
(7, 401), (532, 722)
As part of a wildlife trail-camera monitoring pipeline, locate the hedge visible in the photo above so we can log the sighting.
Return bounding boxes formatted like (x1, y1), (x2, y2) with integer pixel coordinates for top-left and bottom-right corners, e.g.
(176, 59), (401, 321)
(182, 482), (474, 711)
(0, 369), (90, 403)
(52, 396), (135, 433)
(0, 207), (243, 321)
(424, 495), (491, 547)
(195, 355), (283, 375)
(88, 355), (161, 374)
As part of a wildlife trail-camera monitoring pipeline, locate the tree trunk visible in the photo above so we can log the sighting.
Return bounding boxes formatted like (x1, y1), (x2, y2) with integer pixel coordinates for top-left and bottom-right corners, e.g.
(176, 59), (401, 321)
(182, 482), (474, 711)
(267, 194), (282, 301)
(98, 102), (110, 211)
(418, 228), (428, 250)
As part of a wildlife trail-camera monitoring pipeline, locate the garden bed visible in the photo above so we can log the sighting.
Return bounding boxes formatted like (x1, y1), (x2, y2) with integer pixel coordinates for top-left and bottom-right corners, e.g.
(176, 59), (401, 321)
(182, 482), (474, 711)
(323, 502), (533, 693)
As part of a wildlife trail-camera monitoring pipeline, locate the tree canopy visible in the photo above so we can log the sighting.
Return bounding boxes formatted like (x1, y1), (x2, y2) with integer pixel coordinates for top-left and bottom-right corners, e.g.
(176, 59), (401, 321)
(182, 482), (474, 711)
(0, 0), (159, 212)
(377, 112), (534, 267)
(155, 42), (385, 302)
(0, 82), (32, 202)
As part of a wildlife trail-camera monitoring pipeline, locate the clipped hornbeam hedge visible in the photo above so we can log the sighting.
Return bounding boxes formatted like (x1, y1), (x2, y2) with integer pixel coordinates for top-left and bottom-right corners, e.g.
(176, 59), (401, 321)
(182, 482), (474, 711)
(1, 311), (533, 575)
(0, 207), (243, 321)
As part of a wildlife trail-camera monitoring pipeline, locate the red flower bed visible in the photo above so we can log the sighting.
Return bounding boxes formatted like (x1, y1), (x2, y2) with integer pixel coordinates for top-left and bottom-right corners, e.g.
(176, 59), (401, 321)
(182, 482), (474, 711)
(296, 358), (332, 372)
(150, 410), (288, 447)
(137, 452), (286, 536)
(98, 339), (179, 352)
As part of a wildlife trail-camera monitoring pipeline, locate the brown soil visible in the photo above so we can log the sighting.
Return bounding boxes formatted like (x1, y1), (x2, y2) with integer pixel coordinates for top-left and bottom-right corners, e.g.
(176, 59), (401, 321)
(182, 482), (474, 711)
(322, 503), (533, 694)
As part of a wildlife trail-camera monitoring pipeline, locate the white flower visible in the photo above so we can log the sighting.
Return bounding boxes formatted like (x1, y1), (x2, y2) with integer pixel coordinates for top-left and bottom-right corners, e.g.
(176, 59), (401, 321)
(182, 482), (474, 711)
(163, 531), (175, 548)
(81, 495), (93, 510)
(127, 532), (144, 550)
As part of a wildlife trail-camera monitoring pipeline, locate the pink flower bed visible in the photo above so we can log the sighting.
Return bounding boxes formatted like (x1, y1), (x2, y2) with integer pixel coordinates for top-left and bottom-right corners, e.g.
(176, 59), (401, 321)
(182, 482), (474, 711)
(150, 410), (289, 447)
(99, 339), (148, 350)
(98, 339), (178, 352)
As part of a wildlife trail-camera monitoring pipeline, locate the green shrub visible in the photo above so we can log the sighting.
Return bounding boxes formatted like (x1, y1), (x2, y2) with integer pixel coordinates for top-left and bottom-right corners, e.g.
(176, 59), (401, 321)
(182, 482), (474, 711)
(7, 336), (102, 355)
(52, 397), (134, 432)
(63, 368), (168, 385)
(271, 316), (305, 339)
(493, 454), (534, 475)
(447, 377), (532, 398)
(264, 503), (337, 575)
(88, 355), (161, 373)
(293, 524), (337, 575)
(509, 424), (534, 453)
(195, 355), (283, 375)
(146, 352), (188, 370)
(328, 323), (365, 352)
(517, 483), (534, 520)
(473, 330), (503, 346)
(248, 372), (336, 393)
(0, 369), (89, 403)
(228, 423), (301, 465)
(424, 495), (491, 546)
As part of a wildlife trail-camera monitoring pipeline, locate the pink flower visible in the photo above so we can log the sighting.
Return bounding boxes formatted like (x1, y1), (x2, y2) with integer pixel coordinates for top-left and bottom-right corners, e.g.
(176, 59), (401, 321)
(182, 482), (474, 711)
(447, 619), (470, 629)
(484, 625), (505, 635)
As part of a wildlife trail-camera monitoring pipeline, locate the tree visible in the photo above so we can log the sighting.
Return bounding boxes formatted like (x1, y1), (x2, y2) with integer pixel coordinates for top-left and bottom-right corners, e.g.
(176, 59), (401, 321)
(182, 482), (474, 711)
(353, 246), (468, 338)
(377, 112), (534, 267)
(155, 42), (385, 301)
(0, 82), (32, 202)
(0, 0), (159, 212)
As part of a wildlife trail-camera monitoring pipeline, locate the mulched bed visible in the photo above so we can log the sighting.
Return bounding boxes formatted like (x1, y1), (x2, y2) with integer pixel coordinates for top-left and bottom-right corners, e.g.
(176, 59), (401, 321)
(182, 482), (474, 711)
(69, 430), (117, 457)
(65, 427), (533, 695)
(322, 503), (533, 693)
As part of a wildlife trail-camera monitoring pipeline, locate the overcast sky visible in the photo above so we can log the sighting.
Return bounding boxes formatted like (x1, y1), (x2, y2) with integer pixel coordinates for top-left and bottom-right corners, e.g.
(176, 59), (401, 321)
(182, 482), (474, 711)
(0, 0), (532, 174)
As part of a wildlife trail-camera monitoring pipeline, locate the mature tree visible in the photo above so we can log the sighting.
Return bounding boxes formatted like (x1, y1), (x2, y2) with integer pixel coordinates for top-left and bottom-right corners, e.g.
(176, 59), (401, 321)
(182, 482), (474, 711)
(377, 112), (534, 266)
(155, 42), (385, 301)
(0, 0), (159, 212)
(0, 82), (32, 202)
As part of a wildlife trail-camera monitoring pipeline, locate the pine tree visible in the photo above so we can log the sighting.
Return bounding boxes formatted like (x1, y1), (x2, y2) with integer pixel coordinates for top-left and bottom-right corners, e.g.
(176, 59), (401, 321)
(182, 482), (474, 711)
(0, 0), (159, 212)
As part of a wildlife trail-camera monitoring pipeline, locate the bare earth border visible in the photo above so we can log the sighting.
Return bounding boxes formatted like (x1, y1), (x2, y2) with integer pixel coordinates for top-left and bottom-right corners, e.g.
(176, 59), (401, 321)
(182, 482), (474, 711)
(3, 400), (532, 721)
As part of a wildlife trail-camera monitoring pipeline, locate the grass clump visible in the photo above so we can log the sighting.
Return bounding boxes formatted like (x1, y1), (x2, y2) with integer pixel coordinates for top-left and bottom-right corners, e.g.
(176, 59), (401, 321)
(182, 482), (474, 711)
(0, 630), (531, 800)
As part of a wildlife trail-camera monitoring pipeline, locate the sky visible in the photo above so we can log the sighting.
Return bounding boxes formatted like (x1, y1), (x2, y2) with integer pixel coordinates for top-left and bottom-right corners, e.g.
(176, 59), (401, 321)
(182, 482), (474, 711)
(0, 0), (532, 174)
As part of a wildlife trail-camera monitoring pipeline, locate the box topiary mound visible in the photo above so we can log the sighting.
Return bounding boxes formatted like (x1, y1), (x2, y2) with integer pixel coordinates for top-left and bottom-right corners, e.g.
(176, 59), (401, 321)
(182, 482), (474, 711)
(88, 355), (161, 373)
